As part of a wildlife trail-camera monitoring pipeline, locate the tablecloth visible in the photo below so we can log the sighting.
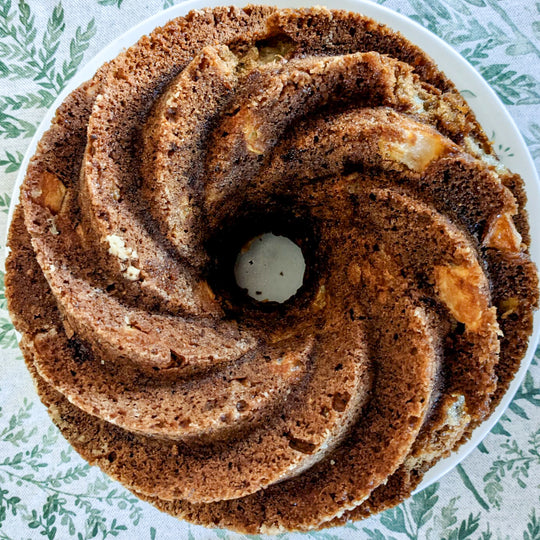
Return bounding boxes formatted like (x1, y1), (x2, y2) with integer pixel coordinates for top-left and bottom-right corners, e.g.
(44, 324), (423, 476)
(0, 1), (538, 539)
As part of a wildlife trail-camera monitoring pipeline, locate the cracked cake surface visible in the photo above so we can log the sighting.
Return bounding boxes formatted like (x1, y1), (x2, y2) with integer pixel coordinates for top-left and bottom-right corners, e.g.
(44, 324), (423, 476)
(5, 5), (538, 533)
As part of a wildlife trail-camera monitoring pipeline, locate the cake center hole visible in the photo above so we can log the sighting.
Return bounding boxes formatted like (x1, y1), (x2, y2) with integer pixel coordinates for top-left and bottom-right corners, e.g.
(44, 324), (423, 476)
(234, 233), (305, 303)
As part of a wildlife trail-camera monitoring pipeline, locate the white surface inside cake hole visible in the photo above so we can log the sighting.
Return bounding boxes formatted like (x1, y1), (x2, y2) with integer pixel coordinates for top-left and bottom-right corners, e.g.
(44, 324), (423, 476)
(234, 233), (306, 303)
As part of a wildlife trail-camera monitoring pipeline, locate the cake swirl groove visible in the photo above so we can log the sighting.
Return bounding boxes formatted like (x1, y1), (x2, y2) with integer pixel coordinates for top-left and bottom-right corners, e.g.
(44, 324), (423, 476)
(5, 5), (538, 533)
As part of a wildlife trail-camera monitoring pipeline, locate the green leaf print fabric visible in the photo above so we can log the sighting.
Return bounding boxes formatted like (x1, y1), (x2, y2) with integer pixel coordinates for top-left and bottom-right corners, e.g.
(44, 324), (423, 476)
(0, 1), (538, 538)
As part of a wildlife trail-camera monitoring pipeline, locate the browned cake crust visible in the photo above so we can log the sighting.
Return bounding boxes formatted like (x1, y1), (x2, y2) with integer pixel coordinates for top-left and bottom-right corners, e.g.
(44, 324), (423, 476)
(5, 5), (538, 534)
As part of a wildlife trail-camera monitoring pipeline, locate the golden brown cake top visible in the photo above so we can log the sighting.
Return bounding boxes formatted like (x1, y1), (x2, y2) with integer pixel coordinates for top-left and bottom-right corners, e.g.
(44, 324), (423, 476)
(6, 5), (538, 534)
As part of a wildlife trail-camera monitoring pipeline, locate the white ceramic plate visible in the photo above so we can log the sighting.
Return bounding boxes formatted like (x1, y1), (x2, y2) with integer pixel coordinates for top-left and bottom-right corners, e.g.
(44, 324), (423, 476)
(8, 0), (540, 496)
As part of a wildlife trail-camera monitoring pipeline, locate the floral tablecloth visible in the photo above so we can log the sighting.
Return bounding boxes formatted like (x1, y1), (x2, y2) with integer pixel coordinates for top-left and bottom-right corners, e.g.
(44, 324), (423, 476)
(0, 1), (539, 539)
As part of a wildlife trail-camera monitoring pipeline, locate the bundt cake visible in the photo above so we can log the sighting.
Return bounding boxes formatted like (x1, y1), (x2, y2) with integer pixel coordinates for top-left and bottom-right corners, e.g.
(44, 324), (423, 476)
(5, 5), (538, 533)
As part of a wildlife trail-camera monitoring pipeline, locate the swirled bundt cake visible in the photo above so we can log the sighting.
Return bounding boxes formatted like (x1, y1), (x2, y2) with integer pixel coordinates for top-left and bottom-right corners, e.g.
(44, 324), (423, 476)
(6, 5), (538, 533)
